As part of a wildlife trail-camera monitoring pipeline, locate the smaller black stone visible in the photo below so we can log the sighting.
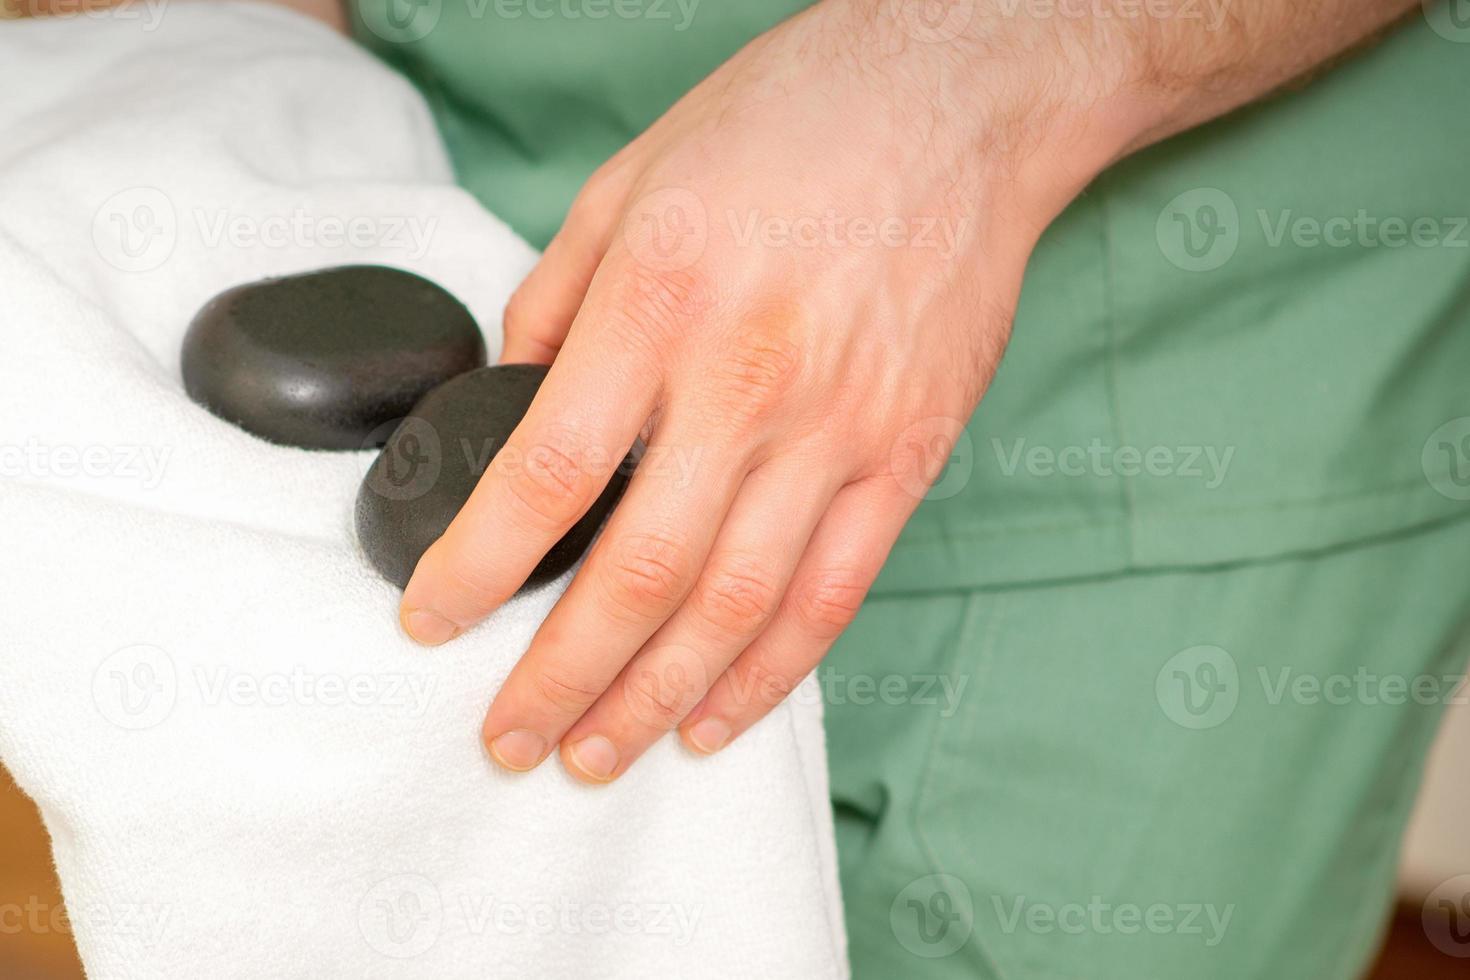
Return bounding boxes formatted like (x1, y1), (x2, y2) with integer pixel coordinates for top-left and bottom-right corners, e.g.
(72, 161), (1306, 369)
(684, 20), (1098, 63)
(181, 265), (486, 451)
(356, 364), (633, 592)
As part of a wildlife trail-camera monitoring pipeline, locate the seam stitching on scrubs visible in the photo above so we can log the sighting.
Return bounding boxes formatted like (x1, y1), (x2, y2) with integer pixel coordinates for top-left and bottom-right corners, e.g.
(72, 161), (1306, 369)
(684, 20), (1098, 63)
(1095, 178), (1139, 567)
(889, 475), (1459, 544)
(870, 509), (1470, 600)
(913, 590), (1012, 980)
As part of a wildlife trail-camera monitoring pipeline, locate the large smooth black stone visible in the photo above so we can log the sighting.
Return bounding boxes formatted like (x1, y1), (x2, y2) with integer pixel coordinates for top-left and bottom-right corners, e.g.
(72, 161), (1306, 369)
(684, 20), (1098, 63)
(356, 364), (632, 592)
(181, 265), (486, 450)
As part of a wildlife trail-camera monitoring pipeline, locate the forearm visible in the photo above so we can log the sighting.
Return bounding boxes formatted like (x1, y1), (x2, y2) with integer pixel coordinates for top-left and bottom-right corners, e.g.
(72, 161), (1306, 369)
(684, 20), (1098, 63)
(834, 0), (1414, 225)
(1088, 0), (1412, 149)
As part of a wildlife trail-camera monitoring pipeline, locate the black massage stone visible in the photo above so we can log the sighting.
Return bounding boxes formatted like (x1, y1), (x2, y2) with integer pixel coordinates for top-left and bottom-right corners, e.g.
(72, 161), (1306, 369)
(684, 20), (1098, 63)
(181, 265), (486, 450)
(356, 364), (632, 592)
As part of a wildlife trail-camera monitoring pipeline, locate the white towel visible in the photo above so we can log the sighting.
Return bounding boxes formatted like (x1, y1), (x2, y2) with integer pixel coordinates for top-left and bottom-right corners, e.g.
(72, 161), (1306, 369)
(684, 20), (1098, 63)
(0, 5), (847, 977)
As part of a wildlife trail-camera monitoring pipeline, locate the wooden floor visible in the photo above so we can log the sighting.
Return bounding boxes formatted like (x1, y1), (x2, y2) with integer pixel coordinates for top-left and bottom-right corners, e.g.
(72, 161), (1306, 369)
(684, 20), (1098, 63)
(0, 768), (82, 979)
(0, 763), (1464, 978)
(1368, 905), (1470, 980)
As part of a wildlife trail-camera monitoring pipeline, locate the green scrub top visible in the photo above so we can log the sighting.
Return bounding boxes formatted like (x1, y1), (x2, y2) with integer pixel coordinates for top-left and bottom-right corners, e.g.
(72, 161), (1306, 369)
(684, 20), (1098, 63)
(351, 2), (1470, 595)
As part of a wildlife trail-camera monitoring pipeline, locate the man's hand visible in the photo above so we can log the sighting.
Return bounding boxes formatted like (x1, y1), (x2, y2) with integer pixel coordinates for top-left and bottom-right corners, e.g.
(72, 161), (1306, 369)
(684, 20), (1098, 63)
(400, 0), (1413, 782)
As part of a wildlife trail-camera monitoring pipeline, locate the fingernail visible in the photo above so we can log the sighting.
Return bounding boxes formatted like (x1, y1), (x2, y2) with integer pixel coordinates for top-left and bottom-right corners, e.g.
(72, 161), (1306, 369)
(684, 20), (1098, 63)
(402, 608), (460, 646)
(687, 717), (731, 755)
(488, 730), (548, 772)
(567, 735), (619, 782)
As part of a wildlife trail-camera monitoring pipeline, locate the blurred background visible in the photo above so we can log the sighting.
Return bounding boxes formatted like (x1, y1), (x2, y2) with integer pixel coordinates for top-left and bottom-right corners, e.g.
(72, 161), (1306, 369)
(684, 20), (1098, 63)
(0, 769), (84, 979)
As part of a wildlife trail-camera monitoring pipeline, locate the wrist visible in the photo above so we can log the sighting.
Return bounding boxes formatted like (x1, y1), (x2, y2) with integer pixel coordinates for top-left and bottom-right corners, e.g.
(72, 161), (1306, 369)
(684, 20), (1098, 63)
(824, 1), (1158, 224)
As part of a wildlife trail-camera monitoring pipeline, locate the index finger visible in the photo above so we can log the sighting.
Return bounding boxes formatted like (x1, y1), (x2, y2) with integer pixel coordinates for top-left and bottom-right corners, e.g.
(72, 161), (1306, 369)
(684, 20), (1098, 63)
(398, 330), (658, 644)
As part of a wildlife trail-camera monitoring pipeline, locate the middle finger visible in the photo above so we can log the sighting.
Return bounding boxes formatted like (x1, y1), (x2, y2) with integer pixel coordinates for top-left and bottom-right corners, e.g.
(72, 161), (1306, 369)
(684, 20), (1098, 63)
(558, 457), (839, 781)
(479, 407), (749, 773)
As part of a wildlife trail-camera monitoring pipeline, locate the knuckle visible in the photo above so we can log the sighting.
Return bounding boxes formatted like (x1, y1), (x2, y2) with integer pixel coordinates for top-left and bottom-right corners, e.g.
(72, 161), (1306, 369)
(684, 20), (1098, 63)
(691, 555), (782, 637)
(571, 156), (633, 221)
(597, 530), (694, 624)
(605, 263), (714, 346)
(530, 664), (604, 715)
(501, 437), (595, 530)
(568, 182), (613, 226)
(433, 544), (510, 609)
(501, 289), (534, 341)
(790, 568), (869, 640)
(706, 315), (804, 429)
(730, 653), (796, 713)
